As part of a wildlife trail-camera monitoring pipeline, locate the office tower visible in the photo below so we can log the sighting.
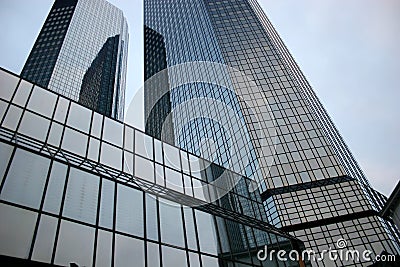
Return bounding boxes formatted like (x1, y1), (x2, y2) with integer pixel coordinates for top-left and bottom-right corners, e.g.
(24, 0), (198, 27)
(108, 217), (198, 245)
(0, 68), (306, 266)
(144, 0), (400, 266)
(21, 0), (128, 120)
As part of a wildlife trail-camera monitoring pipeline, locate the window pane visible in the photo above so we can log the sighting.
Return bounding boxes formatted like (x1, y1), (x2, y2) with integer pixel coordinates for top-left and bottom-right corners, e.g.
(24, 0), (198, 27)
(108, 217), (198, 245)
(103, 117), (123, 147)
(63, 168), (99, 225)
(163, 143), (181, 170)
(202, 255), (219, 267)
(2, 104), (22, 131)
(1, 149), (50, 209)
(165, 167), (183, 193)
(114, 234), (144, 267)
(0, 70), (19, 101)
(101, 142), (122, 169)
(147, 242), (160, 267)
(146, 194), (159, 241)
(43, 161), (67, 214)
(62, 127), (87, 156)
(135, 130), (153, 159)
(195, 210), (218, 255)
(183, 207), (198, 251)
(95, 230), (112, 267)
(99, 178), (115, 229)
(27, 86), (57, 118)
(162, 245), (187, 267)
(67, 102), (91, 133)
(19, 111), (50, 142)
(135, 155), (154, 182)
(159, 199), (184, 248)
(32, 215), (58, 263)
(0, 142), (13, 187)
(53, 97), (69, 124)
(116, 184), (144, 237)
(0, 203), (37, 258)
(55, 220), (95, 267)
(12, 80), (32, 107)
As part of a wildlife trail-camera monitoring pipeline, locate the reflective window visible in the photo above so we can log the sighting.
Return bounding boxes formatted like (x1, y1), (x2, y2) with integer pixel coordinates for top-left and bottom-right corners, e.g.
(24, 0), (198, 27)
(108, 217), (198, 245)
(62, 127), (87, 156)
(195, 210), (218, 255)
(202, 255), (219, 267)
(53, 97), (69, 123)
(163, 142), (181, 170)
(95, 230), (112, 267)
(101, 142), (122, 170)
(12, 80), (32, 107)
(135, 155), (154, 182)
(147, 242), (160, 267)
(67, 102), (91, 133)
(189, 252), (201, 267)
(0, 142), (13, 187)
(43, 161), (67, 214)
(0, 70), (19, 101)
(0, 204), (37, 258)
(124, 126), (134, 152)
(116, 184), (144, 237)
(184, 207), (198, 250)
(32, 215), (58, 263)
(159, 199), (185, 247)
(99, 178), (115, 229)
(146, 194), (159, 241)
(162, 245), (187, 267)
(103, 117), (123, 147)
(63, 168), (99, 225)
(19, 111), (50, 142)
(88, 137), (100, 161)
(165, 167), (183, 193)
(27, 86), (57, 118)
(1, 149), (50, 209)
(55, 220), (95, 267)
(2, 104), (22, 131)
(114, 234), (145, 267)
(91, 112), (103, 138)
(135, 130), (153, 159)
(47, 122), (63, 147)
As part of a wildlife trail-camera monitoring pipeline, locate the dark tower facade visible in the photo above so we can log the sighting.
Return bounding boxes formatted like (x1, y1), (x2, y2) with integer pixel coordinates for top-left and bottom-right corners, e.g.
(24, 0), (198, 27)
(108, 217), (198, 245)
(21, 0), (128, 120)
(144, 0), (400, 266)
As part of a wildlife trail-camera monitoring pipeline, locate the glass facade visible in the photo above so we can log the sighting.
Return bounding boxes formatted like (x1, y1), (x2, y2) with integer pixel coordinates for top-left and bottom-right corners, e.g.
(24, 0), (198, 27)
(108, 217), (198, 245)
(0, 68), (306, 266)
(21, 0), (128, 121)
(143, 0), (400, 266)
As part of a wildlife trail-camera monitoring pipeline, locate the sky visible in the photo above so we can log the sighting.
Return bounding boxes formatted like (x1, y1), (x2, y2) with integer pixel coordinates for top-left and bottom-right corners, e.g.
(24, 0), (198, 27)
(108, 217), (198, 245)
(0, 0), (398, 196)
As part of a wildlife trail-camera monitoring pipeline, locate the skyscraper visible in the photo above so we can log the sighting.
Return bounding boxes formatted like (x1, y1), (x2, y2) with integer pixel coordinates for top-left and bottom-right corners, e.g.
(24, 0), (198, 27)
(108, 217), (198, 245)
(144, 0), (400, 266)
(21, 0), (128, 120)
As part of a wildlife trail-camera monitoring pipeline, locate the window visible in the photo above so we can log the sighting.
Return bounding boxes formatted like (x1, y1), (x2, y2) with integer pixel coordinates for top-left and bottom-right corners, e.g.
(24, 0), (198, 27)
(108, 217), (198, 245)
(116, 184), (144, 237)
(63, 168), (99, 225)
(1, 149), (50, 209)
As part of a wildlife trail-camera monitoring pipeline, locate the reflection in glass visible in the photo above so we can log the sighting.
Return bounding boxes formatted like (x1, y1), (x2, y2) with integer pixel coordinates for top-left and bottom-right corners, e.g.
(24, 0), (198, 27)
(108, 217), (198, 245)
(115, 234), (144, 267)
(1, 149), (50, 209)
(95, 230), (112, 267)
(116, 184), (144, 237)
(63, 168), (99, 225)
(0, 204), (37, 258)
(195, 210), (218, 255)
(159, 199), (185, 248)
(162, 245), (187, 267)
(99, 178), (115, 229)
(32, 215), (57, 263)
(55, 220), (95, 267)
(43, 161), (67, 214)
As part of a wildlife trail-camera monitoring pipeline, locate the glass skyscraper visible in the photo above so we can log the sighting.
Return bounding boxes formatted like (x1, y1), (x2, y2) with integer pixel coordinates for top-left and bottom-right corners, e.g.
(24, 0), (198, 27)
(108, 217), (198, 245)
(144, 0), (400, 266)
(21, 0), (128, 120)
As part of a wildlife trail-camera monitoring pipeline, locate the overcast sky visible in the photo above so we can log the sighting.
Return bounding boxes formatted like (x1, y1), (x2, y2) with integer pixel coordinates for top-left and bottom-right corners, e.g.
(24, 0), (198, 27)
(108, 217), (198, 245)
(0, 0), (398, 196)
